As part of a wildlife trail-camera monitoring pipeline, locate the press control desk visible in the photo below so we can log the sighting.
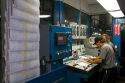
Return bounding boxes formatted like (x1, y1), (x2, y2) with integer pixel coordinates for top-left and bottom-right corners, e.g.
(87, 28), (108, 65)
(63, 55), (99, 83)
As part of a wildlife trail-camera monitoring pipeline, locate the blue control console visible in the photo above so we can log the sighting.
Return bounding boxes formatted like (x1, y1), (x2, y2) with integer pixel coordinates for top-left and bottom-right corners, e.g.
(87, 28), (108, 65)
(49, 26), (72, 61)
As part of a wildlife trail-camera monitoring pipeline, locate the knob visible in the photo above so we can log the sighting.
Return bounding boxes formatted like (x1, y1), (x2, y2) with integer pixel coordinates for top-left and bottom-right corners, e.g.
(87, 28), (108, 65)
(57, 52), (60, 55)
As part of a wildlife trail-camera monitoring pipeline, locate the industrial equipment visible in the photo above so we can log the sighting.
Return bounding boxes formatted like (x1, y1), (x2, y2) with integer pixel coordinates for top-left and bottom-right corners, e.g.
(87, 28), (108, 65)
(49, 26), (72, 61)
(28, 25), (99, 83)
(39, 25), (72, 74)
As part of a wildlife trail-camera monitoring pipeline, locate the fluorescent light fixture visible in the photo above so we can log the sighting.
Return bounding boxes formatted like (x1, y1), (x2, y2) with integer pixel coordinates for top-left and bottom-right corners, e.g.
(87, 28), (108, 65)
(97, 0), (120, 11)
(97, 0), (124, 18)
(109, 10), (124, 18)
(39, 15), (51, 18)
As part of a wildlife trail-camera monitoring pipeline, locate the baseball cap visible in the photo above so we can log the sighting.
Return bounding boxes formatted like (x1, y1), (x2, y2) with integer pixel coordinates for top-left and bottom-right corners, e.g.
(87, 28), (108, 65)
(93, 36), (102, 45)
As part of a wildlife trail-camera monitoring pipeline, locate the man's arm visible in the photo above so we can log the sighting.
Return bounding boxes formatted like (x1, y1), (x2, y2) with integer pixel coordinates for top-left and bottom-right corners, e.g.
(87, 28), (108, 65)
(87, 56), (102, 64)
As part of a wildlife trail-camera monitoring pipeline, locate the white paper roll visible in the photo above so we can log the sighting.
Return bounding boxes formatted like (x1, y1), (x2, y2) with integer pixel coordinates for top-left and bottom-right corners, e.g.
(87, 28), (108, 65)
(9, 51), (39, 63)
(9, 60), (40, 74)
(9, 41), (39, 51)
(9, 30), (40, 41)
(6, 0), (40, 83)
(9, 19), (39, 33)
(15, 0), (40, 7)
(9, 67), (40, 83)
(11, 8), (39, 24)
(15, 0), (39, 15)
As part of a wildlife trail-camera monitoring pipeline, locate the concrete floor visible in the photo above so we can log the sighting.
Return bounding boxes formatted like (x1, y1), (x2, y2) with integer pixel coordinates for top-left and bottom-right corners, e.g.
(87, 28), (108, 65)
(81, 72), (125, 83)
(116, 76), (125, 83)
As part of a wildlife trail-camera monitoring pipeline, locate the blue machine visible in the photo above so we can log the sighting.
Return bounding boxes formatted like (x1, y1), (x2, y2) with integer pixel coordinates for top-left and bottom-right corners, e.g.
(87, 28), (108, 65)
(49, 26), (72, 61)
(39, 25), (72, 74)
(27, 66), (68, 83)
(27, 25), (99, 83)
(49, 26), (72, 70)
(26, 25), (72, 83)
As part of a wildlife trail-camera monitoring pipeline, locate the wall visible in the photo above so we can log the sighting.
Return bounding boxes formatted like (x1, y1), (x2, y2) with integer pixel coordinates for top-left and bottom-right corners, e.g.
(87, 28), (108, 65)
(88, 4), (107, 15)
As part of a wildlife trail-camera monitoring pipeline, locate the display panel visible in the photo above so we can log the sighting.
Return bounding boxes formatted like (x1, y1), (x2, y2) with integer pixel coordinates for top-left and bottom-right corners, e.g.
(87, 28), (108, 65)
(55, 33), (68, 45)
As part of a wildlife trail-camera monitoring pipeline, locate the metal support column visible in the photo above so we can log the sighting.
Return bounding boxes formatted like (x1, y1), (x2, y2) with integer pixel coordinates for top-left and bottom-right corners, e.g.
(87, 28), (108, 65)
(87, 15), (92, 37)
(112, 18), (121, 59)
(54, 0), (64, 26)
(77, 10), (81, 25)
(112, 18), (125, 75)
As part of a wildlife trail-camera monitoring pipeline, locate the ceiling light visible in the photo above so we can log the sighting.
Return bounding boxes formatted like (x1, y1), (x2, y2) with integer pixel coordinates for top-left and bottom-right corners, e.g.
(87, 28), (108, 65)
(39, 15), (51, 18)
(109, 10), (124, 18)
(97, 0), (124, 18)
(97, 0), (120, 11)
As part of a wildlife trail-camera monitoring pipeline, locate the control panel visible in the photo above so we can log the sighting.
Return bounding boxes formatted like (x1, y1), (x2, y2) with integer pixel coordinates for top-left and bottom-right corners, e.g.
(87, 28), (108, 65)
(49, 26), (72, 61)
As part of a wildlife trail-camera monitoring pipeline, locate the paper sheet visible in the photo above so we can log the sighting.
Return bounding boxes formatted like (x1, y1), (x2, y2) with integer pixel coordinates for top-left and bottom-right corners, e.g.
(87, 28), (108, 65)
(9, 51), (39, 63)
(9, 19), (39, 33)
(5, 0), (40, 83)
(9, 30), (40, 41)
(11, 8), (39, 24)
(9, 60), (40, 74)
(15, 0), (39, 15)
(9, 67), (40, 83)
(76, 62), (90, 67)
(15, 0), (40, 8)
(9, 41), (39, 51)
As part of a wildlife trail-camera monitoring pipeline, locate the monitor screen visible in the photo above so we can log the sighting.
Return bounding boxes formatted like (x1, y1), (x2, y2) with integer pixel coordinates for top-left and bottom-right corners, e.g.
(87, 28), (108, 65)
(55, 33), (68, 45)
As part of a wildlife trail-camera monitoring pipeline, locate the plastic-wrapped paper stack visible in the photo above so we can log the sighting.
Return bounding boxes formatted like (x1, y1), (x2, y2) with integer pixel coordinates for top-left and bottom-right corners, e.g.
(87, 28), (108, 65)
(5, 0), (40, 83)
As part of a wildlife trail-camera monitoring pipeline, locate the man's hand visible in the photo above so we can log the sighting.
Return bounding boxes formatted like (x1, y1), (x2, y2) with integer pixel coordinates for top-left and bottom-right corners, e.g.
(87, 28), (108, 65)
(86, 56), (102, 64)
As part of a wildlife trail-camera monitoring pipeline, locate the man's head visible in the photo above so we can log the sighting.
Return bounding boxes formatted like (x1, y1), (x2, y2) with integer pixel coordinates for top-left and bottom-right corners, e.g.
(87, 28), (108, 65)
(93, 36), (103, 48)
(102, 34), (110, 43)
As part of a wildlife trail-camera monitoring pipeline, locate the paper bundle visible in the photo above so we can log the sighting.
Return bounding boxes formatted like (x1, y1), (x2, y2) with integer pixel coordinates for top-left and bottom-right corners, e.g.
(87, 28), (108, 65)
(15, 0), (39, 15)
(9, 67), (40, 83)
(9, 19), (39, 33)
(9, 51), (39, 63)
(9, 30), (40, 41)
(9, 41), (39, 51)
(4, 0), (40, 83)
(9, 59), (40, 74)
(11, 8), (39, 24)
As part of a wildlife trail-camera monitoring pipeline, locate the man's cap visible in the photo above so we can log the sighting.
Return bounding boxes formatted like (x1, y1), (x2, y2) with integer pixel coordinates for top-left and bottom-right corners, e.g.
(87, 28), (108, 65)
(93, 36), (103, 45)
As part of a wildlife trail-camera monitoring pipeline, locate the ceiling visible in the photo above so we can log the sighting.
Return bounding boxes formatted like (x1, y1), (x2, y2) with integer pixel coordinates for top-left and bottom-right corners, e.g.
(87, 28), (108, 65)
(86, 0), (97, 4)
(85, 0), (125, 15)
(117, 0), (125, 14)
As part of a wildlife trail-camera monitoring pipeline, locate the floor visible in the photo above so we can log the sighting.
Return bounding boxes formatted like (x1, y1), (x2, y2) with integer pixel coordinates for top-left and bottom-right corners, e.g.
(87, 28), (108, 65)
(81, 71), (125, 83)
(116, 75), (125, 83)
(84, 76), (125, 83)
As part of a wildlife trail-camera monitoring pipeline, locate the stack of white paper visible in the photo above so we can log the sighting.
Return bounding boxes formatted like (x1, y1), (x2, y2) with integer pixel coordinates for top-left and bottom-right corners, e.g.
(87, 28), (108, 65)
(9, 59), (40, 74)
(11, 8), (39, 24)
(9, 19), (39, 33)
(4, 0), (40, 83)
(9, 41), (39, 51)
(9, 51), (39, 63)
(76, 62), (90, 67)
(15, 0), (39, 15)
(10, 30), (40, 41)
(9, 67), (40, 83)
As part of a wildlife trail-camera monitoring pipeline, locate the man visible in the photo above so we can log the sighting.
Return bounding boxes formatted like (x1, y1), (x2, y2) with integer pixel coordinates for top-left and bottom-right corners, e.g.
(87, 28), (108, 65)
(102, 34), (117, 66)
(87, 36), (117, 83)
(102, 34), (116, 52)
